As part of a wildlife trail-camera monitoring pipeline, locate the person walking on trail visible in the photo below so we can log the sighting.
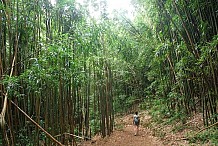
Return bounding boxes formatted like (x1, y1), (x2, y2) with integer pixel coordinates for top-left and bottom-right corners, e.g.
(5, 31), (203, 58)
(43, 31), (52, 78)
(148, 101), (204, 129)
(133, 111), (140, 136)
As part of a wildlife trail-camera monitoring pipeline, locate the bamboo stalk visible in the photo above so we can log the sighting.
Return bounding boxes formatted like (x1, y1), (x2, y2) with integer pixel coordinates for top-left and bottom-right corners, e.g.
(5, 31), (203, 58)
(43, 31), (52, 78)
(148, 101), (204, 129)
(172, 0), (199, 58)
(10, 100), (64, 146)
(0, 44), (17, 127)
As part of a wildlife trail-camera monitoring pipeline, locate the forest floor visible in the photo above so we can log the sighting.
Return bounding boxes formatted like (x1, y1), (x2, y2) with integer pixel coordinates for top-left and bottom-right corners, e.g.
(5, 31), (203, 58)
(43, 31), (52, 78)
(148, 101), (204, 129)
(79, 111), (211, 146)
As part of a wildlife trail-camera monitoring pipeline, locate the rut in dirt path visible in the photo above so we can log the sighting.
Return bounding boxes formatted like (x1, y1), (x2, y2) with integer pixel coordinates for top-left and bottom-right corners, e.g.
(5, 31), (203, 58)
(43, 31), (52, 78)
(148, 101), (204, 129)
(79, 113), (162, 146)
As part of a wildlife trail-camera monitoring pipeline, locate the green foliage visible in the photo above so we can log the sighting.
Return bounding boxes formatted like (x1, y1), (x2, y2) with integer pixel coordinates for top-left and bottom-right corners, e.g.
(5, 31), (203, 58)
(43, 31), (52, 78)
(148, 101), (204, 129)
(16, 128), (32, 146)
(165, 110), (187, 125)
(114, 95), (139, 113)
(1, 75), (21, 99)
(115, 123), (124, 131)
(190, 129), (218, 145)
(142, 96), (187, 126)
(1, 0), (218, 144)
(148, 99), (169, 124)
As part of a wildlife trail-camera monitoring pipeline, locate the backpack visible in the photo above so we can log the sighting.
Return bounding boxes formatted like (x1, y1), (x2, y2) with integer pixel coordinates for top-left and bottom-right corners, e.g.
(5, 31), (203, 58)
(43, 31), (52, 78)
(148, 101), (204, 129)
(134, 116), (139, 124)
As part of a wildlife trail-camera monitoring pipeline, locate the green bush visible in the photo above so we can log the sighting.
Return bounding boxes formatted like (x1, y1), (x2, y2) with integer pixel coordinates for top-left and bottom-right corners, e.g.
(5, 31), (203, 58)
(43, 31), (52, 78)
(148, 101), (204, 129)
(190, 128), (218, 145)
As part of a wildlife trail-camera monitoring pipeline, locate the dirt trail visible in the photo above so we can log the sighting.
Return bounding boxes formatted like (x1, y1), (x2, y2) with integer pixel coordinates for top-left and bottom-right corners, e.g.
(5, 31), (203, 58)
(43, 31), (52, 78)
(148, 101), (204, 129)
(79, 112), (162, 146)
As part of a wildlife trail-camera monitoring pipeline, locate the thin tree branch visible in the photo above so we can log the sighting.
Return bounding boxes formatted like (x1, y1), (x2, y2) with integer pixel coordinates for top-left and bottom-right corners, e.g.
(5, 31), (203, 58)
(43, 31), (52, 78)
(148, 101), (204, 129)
(194, 121), (218, 136)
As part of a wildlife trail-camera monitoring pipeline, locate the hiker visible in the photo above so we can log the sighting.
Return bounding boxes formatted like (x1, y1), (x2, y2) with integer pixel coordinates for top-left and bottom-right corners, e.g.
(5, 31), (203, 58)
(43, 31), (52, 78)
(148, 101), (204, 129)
(133, 111), (140, 136)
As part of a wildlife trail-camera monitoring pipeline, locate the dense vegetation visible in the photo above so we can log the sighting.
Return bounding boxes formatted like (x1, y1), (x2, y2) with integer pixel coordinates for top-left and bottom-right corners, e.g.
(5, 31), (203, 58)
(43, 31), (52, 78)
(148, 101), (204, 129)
(0, 0), (217, 145)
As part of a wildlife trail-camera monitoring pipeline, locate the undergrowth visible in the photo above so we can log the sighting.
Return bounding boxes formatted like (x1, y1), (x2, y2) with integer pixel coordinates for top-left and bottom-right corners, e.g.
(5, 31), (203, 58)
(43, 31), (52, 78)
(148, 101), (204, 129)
(189, 128), (218, 145)
(139, 98), (218, 145)
(115, 123), (125, 131)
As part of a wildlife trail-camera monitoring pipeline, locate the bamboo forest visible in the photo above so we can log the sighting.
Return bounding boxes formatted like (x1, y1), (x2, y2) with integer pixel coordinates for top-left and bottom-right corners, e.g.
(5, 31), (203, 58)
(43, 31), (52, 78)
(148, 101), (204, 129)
(0, 0), (218, 145)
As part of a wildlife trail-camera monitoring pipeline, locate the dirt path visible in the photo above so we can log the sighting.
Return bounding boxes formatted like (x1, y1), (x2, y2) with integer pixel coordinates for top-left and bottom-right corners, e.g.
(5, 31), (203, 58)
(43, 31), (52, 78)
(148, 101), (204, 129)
(79, 113), (162, 146)
(78, 112), (211, 146)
